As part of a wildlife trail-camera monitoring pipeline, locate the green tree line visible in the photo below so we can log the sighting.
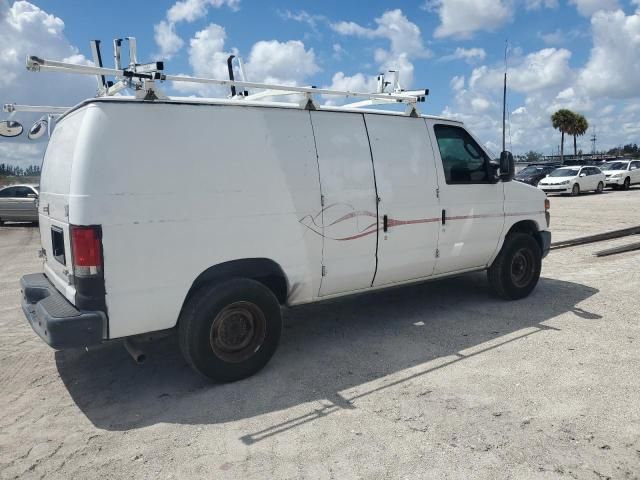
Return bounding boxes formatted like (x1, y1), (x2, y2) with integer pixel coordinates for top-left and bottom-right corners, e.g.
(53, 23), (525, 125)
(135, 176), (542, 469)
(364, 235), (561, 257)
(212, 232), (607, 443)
(0, 164), (41, 176)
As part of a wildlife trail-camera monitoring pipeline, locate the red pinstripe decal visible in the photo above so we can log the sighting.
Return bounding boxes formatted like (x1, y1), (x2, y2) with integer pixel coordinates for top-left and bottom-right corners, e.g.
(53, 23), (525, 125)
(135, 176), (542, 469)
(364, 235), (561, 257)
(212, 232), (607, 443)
(299, 204), (545, 242)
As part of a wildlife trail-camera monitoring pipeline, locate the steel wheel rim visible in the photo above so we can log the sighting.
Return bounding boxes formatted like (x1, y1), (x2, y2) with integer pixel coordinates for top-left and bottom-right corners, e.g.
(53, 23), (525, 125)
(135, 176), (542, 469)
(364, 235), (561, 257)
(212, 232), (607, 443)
(210, 301), (266, 363)
(510, 248), (535, 288)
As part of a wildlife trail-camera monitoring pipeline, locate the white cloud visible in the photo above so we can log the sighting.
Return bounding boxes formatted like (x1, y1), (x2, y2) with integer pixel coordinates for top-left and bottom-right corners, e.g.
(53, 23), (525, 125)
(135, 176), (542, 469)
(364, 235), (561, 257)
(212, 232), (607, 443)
(470, 48), (573, 93)
(330, 9), (428, 88)
(568, 0), (619, 17)
(331, 9), (428, 59)
(450, 75), (465, 91)
(278, 10), (326, 31)
(171, 23), (236, 96)
(245, 40), (320, 85)
(172, 23), (319, 97)
(525, 0), (558, 9)
(0, 1), (95, 167)
(154, 0), (239, 59)
(321, 72), (378, 105)
(0, 142), (45, 169)
(154, 20), (184, 59)
(431, 0), (513, 39)
(579, 9), (640, 98)
(441, 47), (487, 63)
(167, 0), (239, 23)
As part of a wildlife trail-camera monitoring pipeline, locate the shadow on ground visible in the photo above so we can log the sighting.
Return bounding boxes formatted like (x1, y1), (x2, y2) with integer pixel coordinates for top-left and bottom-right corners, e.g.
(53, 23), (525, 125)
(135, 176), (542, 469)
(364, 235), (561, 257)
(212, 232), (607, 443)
(56, 273), (599, 436)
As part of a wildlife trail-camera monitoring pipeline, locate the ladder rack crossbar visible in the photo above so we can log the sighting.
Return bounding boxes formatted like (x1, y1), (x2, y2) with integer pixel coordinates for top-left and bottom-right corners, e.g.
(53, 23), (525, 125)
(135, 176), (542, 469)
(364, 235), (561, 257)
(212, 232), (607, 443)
(3, 104), (69, 114)
(26, 56), (428, 105)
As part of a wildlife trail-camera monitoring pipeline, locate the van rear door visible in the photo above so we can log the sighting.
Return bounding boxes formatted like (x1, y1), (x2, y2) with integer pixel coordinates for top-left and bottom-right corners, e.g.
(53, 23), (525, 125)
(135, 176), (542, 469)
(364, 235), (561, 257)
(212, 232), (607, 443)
(38, 109), (87, 304)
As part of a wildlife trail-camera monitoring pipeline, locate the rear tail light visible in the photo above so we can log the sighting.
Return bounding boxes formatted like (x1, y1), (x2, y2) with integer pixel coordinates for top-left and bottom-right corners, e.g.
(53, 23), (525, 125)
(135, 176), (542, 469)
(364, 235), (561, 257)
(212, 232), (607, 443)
(71, 225), (103, 277)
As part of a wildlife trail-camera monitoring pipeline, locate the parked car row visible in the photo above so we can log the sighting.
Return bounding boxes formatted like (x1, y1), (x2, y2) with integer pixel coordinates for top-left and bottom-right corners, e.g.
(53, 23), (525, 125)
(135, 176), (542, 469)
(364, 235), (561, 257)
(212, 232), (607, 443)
(516, 160), (640, 196)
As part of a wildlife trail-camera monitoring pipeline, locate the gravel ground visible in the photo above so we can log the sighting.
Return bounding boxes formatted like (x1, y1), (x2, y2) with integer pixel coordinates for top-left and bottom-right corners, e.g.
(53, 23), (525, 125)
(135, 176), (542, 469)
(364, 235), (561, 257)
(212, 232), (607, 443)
(0, 188), (639, 480)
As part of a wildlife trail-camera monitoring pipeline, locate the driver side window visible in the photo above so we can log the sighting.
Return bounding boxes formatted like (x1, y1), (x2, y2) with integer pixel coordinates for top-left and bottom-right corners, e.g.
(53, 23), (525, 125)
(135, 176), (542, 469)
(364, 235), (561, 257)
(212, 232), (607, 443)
(433, 124), (490, 184)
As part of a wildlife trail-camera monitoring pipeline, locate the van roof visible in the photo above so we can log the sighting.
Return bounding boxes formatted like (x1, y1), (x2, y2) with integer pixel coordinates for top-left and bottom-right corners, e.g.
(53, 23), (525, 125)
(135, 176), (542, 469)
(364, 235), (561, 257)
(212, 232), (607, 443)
(61, 95), (463, 125)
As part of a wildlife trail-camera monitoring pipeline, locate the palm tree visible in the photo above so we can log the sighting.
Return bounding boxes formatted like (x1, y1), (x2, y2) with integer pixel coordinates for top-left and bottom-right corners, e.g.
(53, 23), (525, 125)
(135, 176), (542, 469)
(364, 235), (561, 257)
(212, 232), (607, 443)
(570, 114), (589, 157)
(551, 109), (575, 163)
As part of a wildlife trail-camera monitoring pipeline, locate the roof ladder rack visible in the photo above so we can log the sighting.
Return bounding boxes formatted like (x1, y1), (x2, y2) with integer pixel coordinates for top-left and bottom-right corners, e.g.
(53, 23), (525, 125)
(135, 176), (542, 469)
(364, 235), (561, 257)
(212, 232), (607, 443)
(24, 38), (430, 116)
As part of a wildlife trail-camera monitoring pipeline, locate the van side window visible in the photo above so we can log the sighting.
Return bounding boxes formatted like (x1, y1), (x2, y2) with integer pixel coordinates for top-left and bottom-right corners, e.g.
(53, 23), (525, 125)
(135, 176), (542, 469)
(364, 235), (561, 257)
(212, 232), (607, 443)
(433, 125), (490, 184)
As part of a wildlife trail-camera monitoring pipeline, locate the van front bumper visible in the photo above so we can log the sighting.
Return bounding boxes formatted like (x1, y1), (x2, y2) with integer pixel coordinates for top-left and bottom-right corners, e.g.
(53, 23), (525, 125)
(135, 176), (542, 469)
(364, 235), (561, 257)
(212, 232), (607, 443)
(21, 273), (106, 349)
(539, 230), (551, 258)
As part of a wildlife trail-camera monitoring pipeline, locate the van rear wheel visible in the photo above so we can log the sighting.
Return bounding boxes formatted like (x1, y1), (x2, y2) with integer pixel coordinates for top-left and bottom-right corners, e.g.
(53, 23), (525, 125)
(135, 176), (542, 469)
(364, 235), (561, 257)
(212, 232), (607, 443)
(487, 233), (542, 300)
(179, 278), (282, 382)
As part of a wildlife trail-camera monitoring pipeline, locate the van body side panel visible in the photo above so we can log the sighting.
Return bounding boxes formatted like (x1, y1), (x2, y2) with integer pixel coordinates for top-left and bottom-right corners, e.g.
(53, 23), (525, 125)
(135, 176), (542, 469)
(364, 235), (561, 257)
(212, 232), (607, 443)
(309, 111), (378, 296)
(424, 119), (505, 274)
(489, 181), (548, 264)
(68, 103), (322, 338)
(364, 114), (440, 286)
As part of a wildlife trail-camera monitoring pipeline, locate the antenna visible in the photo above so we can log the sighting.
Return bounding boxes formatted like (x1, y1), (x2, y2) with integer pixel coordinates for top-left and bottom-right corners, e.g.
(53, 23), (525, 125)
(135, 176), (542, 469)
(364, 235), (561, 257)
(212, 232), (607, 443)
(502, 40), (508, 153)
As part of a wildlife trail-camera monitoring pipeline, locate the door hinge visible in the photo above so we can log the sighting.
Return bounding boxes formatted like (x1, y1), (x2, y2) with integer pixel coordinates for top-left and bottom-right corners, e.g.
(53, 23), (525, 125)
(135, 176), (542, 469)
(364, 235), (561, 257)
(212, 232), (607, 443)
(321, 265), (327, 277)
(435, 248), (440, 258)
(436, 188), (440, 199)
(43, 203), (49, 214)
(64, 205), (69, 217)
(320, 194), (325, 207)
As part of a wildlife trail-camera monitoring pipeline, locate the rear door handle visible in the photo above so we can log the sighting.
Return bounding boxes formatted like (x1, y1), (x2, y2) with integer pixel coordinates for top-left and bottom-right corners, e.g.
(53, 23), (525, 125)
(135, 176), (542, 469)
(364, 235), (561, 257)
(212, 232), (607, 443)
(442, 209), (446, 225)
(383, 214), (388, 232)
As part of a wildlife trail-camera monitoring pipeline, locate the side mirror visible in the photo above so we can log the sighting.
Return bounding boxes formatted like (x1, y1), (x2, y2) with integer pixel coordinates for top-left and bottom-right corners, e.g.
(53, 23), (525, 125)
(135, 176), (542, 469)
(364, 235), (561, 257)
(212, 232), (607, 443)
(579, 173), (586, 177)
(0, 120), (23, 138)
(499, 151), (515, 181)
(28, 118), (48, 140)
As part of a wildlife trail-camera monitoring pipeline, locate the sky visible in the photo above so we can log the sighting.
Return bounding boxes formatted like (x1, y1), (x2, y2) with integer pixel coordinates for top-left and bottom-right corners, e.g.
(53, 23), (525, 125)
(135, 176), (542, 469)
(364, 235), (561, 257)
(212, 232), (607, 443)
(2, 0), (640, 167)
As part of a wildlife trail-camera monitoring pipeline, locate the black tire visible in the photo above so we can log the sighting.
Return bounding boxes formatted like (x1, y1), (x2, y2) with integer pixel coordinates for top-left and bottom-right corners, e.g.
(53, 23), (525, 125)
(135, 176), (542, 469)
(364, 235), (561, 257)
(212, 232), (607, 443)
(596, 181), (604, 194)
(178, 278), (282, 382)
(623, 177), (631, 190)
(571, 183), (580, 196)
(487, 233), (542, 300)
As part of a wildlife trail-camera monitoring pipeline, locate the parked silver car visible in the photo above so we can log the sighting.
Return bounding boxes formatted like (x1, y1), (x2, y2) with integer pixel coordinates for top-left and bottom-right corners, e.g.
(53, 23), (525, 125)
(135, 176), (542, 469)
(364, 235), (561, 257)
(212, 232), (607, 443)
(0, 184), (39, 224)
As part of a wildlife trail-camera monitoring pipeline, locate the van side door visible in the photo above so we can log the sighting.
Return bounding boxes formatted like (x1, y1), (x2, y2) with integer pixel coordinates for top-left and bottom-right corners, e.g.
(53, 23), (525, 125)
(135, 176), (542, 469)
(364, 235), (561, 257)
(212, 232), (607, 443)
(365, 114), (440, 286)
(426, 121), (505, 274)
(309, 111), (378, 296)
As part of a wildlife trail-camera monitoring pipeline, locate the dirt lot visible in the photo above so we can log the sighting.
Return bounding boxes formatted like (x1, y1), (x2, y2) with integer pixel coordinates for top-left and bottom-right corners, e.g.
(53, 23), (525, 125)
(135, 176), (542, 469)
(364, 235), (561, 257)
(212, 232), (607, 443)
(1, 189), (639, 479)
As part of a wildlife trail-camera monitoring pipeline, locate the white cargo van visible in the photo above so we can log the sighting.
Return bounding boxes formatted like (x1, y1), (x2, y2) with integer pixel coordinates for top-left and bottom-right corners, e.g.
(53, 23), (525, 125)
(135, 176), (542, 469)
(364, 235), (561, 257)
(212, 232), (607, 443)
(20, 56), (551, 382)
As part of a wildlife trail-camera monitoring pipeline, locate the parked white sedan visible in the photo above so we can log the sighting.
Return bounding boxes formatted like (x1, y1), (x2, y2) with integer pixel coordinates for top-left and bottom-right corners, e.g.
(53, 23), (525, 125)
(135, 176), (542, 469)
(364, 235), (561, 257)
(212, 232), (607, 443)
(538, 166), (605, 196)
(601, 160), (640, 190)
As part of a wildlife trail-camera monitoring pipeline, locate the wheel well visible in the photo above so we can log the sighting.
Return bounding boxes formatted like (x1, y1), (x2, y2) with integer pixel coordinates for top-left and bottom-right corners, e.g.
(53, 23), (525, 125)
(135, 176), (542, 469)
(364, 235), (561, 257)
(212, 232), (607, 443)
(185, 258), (288, 305)
(506, 220), (543, 251)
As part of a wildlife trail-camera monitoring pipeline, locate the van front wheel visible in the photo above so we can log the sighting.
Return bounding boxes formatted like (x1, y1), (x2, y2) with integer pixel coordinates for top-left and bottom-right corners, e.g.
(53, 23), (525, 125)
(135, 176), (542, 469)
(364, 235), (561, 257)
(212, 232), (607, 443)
(487, 233), (542, 300)
(179, 278), (282, 382)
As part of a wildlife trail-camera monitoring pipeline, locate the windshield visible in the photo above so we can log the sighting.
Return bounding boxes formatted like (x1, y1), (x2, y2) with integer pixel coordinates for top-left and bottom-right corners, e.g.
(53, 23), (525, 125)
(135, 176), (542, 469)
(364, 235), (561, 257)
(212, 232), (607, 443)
(517, 166), (543, 176)
(549, 168), (579, 177)
(600, 162), (628, 171)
